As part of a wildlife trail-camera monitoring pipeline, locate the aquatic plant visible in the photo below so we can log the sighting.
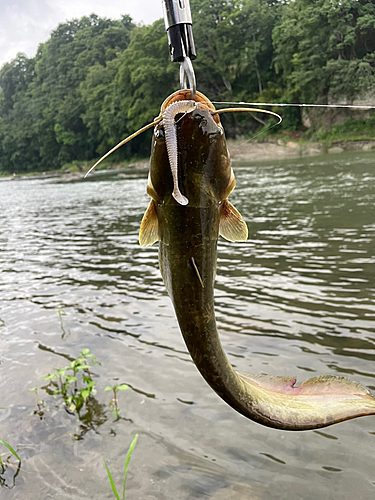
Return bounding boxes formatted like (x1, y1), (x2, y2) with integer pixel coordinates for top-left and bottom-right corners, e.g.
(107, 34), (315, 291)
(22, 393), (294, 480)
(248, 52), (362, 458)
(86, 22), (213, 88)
(0, 439), (21, 487)
(58, 309), (70, 339)
(29, 387), (45, 419)
(43, 349), (101, 413)
(104, 434), (138, 500)
(105, 383), (130, 417)
(0, 440), (21, 469)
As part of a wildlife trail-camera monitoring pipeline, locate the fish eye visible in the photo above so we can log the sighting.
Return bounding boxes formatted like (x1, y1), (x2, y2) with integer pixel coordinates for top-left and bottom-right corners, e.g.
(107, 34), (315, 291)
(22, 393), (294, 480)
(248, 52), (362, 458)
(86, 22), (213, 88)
(155, 128), (165, 140)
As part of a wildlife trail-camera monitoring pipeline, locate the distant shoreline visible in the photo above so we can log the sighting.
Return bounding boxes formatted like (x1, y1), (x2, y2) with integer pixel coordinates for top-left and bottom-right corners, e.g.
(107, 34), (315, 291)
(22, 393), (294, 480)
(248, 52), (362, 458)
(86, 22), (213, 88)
(228, 138), (375, 163)
(1, 138), (375, 181)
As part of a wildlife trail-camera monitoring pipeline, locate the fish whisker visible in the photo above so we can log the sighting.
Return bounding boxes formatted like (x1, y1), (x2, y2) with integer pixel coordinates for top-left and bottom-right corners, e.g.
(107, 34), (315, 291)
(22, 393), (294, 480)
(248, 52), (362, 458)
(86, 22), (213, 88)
(84, 117), (162, 178)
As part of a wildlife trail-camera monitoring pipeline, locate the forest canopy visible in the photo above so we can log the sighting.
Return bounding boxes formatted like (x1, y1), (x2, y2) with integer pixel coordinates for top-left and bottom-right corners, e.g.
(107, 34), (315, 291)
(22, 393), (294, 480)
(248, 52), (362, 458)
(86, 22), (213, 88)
(0, 0), (374, 174)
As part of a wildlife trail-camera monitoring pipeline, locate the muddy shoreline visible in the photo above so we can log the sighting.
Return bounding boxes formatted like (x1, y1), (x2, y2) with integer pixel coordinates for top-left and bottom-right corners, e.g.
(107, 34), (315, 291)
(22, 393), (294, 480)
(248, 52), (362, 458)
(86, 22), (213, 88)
(2, 138), (375, 182)
(227, 138), (375, 163)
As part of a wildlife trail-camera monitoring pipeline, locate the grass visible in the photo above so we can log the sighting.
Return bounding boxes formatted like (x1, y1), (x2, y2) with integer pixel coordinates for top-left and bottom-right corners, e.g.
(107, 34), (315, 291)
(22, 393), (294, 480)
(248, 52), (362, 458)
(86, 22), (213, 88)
(104, 434), (138, 500)
(315, 117), (375, 143)
(242, 112), (375, 145)
(0, 439), (21, 469)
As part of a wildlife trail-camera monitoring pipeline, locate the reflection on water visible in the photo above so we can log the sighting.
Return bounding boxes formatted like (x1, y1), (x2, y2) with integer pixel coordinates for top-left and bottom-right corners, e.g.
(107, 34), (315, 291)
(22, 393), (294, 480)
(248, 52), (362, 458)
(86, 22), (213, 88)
(0, 152), (375, 499)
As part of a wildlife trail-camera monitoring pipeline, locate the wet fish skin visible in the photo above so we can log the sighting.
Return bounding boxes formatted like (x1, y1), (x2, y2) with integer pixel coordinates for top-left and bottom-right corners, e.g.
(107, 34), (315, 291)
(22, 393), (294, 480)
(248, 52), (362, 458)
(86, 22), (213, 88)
(139, 90), (375, 430)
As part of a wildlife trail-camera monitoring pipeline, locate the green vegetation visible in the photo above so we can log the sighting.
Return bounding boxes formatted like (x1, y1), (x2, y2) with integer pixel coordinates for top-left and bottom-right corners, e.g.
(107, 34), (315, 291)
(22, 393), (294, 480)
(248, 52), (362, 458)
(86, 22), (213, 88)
(29, 386), (45, 419)
(0, 440), (21, 468)
(104, 434), (138, 500)
(43, 348), (101, 412)
(316, 114), (375, 142)
(31, 346), (132, 419)
(0, 1), (374, 175)
(0, 439), (21, 486)
(105, 383), (130, 418)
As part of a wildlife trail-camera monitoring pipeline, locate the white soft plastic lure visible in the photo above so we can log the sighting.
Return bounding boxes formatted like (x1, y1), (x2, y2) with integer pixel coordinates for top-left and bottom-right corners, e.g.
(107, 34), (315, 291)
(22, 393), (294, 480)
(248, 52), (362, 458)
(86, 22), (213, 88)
(162, 99), (197, 205)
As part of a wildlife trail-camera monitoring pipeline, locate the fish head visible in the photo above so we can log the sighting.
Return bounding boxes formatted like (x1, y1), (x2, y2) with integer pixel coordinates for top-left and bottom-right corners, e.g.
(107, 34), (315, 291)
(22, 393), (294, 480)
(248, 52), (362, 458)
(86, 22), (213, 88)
(139, 90), (248, 247)
(147, 90), (235, 209)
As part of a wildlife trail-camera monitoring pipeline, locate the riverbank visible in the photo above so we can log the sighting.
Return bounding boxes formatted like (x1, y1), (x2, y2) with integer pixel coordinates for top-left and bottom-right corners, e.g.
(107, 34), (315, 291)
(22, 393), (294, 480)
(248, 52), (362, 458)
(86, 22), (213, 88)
(228, 138), (375, 163)
(1, 138), (375, 181)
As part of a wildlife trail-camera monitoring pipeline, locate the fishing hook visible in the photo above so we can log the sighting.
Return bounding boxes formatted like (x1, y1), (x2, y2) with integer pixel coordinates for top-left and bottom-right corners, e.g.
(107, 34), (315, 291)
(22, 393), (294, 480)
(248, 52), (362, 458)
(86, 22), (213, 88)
(162, 0), (197, 99)
(179, 56), (196, 98)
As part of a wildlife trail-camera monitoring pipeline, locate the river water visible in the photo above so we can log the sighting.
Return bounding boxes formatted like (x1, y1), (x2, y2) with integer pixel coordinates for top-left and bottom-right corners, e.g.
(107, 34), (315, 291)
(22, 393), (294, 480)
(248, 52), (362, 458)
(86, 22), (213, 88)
(0, 151), (375, 499)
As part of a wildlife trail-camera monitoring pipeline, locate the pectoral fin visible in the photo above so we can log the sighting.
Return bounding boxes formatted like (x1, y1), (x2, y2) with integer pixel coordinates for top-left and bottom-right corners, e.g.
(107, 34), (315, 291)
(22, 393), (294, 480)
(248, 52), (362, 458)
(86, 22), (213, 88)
(219, 200), (248, 242)
(139, 200), (159, 247)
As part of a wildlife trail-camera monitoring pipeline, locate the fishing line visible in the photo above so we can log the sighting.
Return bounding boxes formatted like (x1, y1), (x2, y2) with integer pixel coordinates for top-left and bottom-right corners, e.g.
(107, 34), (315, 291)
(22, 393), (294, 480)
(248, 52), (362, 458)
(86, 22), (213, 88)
(212, 101), (375, 110)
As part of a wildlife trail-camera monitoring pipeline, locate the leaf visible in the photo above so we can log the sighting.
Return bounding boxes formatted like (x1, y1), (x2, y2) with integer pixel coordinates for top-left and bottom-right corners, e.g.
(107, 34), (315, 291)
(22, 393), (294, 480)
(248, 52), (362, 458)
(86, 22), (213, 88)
(105, 386), (113, 392)
(104, 459), (121, 500)
(81, 389), (90, 400)
(65, 394), (73, 405)
(76, 364), (90, 371)
(118, 384), (130, 391)
(82, 374), (95, 385)
(0, 440), (21, 463)
(123, 434), (138, 499)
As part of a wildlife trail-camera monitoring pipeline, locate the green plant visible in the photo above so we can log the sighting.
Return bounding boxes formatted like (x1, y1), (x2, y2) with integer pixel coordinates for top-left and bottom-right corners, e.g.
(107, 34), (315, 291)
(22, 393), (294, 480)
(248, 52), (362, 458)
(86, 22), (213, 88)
(104, 434), (138, 500)
(60, 160), (88, 173)
(30, 387), (45, 419)
(58, 309), (70, 339)
(0, 439), (21, 471)
(105, 383), (130, 416)
(43, 349), (101, 413)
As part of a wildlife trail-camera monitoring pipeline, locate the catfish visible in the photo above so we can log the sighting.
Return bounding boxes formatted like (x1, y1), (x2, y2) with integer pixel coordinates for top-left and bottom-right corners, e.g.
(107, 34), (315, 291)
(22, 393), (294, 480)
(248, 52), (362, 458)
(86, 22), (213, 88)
(138, 89), (375, 430)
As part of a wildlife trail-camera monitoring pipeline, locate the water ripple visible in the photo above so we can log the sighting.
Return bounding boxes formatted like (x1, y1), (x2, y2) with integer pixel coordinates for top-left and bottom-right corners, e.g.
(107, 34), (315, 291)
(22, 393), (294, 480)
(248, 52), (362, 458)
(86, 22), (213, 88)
(1, 153), (375, 499)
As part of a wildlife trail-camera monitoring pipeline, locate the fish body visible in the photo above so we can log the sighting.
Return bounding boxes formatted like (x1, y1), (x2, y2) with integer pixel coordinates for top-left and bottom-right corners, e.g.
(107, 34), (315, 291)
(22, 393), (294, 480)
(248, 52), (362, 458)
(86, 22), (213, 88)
(139, 90), (375, 430)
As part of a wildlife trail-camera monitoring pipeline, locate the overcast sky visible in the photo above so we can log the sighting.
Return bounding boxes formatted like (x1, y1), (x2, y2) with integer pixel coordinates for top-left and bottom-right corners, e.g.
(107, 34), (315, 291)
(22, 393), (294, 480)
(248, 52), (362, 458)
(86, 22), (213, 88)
(0, 0), (163, 68)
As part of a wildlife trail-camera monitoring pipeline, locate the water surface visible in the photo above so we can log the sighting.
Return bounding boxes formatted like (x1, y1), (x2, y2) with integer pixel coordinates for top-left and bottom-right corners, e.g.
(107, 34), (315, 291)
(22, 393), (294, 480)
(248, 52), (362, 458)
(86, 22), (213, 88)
(0, 151), (375, 499)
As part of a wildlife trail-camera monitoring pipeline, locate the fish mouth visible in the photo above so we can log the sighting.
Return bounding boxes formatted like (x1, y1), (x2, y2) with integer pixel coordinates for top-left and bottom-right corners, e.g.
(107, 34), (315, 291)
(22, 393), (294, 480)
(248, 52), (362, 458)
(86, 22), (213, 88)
(160, 90), (221, 125)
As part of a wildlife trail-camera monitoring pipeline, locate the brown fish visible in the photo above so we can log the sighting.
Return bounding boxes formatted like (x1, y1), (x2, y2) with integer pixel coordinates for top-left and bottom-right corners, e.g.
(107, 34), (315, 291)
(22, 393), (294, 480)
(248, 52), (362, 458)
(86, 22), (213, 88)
(139, 89), (375, 430)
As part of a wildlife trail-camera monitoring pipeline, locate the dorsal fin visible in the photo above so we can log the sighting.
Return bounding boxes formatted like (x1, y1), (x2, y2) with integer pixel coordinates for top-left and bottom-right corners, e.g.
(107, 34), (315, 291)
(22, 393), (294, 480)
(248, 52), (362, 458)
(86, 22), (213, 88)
(139, 200), (159, 247)
(219, 200), (248, 242)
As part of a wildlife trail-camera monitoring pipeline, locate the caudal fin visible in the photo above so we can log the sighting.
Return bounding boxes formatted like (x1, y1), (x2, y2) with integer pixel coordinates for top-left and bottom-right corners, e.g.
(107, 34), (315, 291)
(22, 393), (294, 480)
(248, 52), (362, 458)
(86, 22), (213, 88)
(237, 371), (375, 430)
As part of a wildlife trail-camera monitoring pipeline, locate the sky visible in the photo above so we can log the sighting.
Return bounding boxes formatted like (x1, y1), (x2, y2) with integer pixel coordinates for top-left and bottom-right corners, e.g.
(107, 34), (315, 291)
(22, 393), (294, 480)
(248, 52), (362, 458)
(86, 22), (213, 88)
(0, 0), (163, 68)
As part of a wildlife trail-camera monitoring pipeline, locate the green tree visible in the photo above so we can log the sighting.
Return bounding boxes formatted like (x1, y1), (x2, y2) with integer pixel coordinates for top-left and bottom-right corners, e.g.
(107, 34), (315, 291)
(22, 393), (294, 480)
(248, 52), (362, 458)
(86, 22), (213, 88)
(98, 19), (177, 159)
(273, 0), (375, 103)
(0, 14), (135, 173)
(1, 2), (374, 173)
(79, 59), (122, 157)
(192, 0), (280, 101)
(0, 53), (35, 114)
